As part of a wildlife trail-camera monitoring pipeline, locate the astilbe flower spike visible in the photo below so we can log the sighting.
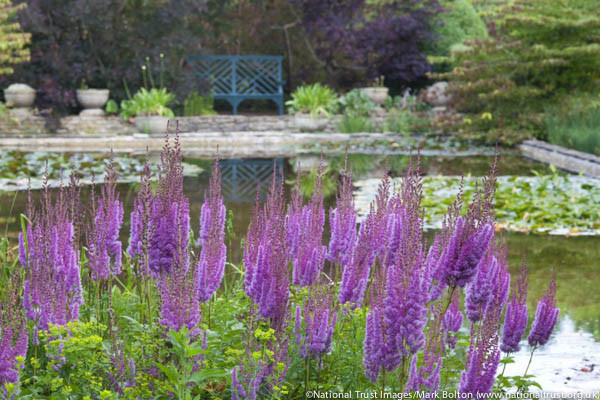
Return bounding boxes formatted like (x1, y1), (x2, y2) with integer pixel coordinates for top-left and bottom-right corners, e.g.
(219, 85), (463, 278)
(148, 133), (190, 278)
(87, 153), (124, 281)
(443, 291), (463, 349)
(364, 160), (432, 381)
(528, 268), (559, 348)
(435, 158), (497, 289)
(326, 157), (356, 268)
(0, 268), (28, 388)
(128, 150), (154, 276)
(459, 243), (508, 397)
(153, 135), (200, 334)
(296, 284), (337, 364)
(287, 165), (326, 287)
(197, 159), (227, 302)
(465, 243), (499, 323)
(406, 305), (444, 393)
(338, 168), (390, 308)
(244, 168), (289, 328)
(19, 175), (84, 335)
(501, 256), (529, 353)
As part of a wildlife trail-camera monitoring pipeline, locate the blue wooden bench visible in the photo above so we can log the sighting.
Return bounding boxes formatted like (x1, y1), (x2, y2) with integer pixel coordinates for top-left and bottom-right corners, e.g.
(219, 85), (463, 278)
(187, 55), (284, 115)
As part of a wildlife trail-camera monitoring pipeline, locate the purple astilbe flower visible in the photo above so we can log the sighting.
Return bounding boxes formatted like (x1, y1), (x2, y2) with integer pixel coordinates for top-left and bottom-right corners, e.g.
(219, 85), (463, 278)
(287, 167), (326, 287)
(326, 159), (356, 267)
(406, 306), (444, 393)
(244, 169), (289, 329)
(444, 291), (463, 349)
(363, 159), (432, 382)
(231, 366), (247, 400)
(0, 270), (28, 387)
(147, 134), (190, 278)
(197, 159), (227, 302)
(501, 257), (529, 353)
(19, 177), (84, 334)
(528, 269), (559, 348)
(297, 285), (338, 363)
(436, 160), (498, 289)
(87, 155), (124, 281)
(460, 244), (507, 397)
(338, 208), (378, 308)
(363, 296), (385, 383)
(158, 223), (201, 334)
(465, 244), (499, 323)
(338, 169), (392, 308)
(127, 151), (154, 275)
(459, 306), (502, 396)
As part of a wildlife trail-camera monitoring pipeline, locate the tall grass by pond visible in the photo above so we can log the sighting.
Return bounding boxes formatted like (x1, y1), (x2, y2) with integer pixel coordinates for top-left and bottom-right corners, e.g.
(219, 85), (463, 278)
(0, 138), (564, 399)
(545, 100), (600, 156)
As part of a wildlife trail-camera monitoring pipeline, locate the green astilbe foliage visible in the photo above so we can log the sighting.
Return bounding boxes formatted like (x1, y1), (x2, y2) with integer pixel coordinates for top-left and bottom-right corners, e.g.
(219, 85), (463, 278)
(435, 0), (600, 145)
(286, 83), (339, 117)
(120, 88), (175, 119)
(0, 0), (30, 76)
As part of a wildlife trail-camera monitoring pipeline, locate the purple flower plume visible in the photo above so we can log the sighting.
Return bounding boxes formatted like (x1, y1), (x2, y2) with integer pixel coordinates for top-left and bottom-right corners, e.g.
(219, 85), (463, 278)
(151, 135), (200, 334)
(465, 244), (499, 323)
(0, 271), (28, 387)
(406, 306), (444, 393)
(296, 285), (337, 362)
(363, 161), (432, 382)
(87, 154), (124, 281)
(127, 152), (154, 275)
(444, 291), (463, 349)
(19, 178), (84, 333)
(197, 159), (227, 302)
(501, 256), (529, 353)
(244, 169), (289, 329)
(287, 167), (326, 287)
(460, 240), (507, 397)
(528, 268), (559, 348)
(326, 159), (356, 267)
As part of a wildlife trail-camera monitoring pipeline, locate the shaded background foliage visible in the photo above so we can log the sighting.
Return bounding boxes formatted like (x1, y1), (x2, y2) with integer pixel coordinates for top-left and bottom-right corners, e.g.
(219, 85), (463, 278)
(1, 0), (446, 112)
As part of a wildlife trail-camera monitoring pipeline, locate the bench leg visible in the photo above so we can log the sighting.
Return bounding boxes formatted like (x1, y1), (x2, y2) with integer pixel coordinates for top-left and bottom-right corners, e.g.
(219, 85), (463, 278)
(232, 101), (238, 115)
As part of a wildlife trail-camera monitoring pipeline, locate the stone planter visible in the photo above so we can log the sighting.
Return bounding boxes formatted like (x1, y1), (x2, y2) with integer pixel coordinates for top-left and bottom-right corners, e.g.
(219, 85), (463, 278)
(4, 84), (36, 109)
(77, 89), (110, 116)
(294, 114), (328, 132)
(135, 116), (171, 134)
(359, 87), (389, 105)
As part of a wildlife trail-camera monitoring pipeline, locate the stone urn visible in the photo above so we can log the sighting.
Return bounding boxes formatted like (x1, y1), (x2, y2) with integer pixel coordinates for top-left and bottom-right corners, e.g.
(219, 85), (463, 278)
(294, 113), (328, 132)
(359, 87), (389, 105)
(135, 115), (171, 134)
(4, 83), (36, 109)
(76, 89), (110, 116)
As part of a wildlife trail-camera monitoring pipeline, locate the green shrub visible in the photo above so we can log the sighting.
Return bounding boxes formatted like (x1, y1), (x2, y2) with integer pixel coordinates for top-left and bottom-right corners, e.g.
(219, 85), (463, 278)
(285, 83), (338, 117)
(428, 0), (488, 57)
(545, 97), (600, 156)
(435, 0), (600, 145)
(183, 92), (216, 116)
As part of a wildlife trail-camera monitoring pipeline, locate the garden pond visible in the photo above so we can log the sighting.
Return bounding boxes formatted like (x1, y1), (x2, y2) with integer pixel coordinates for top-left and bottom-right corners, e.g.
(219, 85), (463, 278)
(0, 151), (598, 393)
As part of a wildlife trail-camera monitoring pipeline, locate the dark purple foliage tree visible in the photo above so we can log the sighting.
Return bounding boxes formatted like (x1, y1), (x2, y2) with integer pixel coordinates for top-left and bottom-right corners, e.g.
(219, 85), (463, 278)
(3, 0), (227, 110)
(288, 0), (443, 85)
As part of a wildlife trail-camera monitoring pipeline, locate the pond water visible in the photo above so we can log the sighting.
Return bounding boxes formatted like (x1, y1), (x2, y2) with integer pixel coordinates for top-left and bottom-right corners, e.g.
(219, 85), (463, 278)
(0, 153), (598, 392)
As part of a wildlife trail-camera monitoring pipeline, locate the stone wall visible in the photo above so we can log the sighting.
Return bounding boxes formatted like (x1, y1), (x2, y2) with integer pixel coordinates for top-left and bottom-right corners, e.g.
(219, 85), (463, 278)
(171, 115), (390, 133)
(1, 114), (392, 135)
(0, 110), (47, 135)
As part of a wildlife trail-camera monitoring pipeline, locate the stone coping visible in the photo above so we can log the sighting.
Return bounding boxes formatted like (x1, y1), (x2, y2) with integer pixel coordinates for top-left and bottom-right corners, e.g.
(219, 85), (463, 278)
(0, 131), (497, 159)
(519, 139), (600, 178)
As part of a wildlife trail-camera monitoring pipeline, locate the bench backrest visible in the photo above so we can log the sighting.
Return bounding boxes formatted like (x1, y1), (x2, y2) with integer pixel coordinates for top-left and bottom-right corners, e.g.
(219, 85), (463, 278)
(188, 55), (283, 96)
